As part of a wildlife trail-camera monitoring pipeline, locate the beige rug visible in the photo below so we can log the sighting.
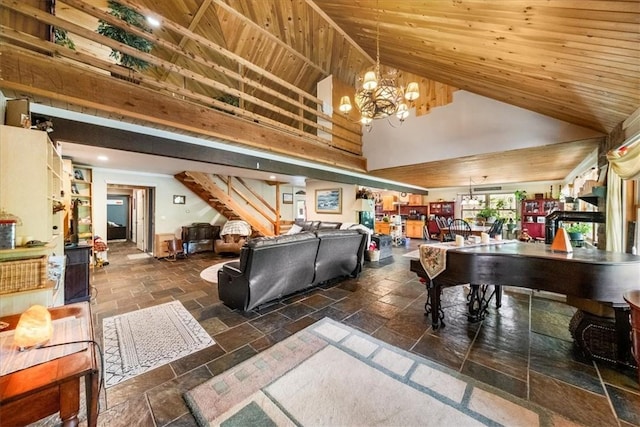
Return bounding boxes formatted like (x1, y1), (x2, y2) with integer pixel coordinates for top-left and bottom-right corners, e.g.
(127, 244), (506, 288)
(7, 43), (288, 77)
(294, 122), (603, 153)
(200, 260), (238, 283)
(103, 301), (214, 388)
(185, 318), (571, 426)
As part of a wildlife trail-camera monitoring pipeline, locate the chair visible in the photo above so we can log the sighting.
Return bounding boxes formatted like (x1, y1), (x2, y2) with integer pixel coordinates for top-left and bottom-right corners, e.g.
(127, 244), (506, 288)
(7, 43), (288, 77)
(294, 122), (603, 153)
(214, 220), (252, 255)
(424, 219), (440, 241)
(435, 216), (453, 242)
(165, 238), (186, 261)
(487, 218), (505, 238)
(448, 219), (471, 241)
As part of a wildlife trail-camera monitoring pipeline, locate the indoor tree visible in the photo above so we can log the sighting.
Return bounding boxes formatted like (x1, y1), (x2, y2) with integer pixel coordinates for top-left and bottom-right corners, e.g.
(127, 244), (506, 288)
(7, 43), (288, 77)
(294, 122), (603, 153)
(97, 1), (154, 71)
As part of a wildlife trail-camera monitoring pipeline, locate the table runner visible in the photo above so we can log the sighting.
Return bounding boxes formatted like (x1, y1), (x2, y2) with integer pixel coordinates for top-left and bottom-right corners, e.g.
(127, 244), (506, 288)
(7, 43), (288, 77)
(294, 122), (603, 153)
(418, 240), (516, 280)
(0, 316), (88, 375)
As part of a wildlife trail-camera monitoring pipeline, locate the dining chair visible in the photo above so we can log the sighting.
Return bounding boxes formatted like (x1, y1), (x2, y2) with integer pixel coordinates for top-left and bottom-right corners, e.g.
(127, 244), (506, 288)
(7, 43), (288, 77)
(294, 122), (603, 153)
(487, 218), (505, 238)
(448, 219), (472, 240)
(424, 219), (440, 240)
(434, 216), (453, 241)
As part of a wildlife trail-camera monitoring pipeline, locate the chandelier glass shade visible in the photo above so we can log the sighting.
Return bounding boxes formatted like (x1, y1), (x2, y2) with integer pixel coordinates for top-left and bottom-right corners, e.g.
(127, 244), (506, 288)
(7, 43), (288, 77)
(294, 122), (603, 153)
(338, 7), (419, 128)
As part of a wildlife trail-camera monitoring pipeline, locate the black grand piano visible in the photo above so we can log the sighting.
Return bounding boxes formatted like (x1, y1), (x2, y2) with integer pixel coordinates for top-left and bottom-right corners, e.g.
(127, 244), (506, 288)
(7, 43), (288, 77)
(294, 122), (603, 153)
(409, 242), (640, 365)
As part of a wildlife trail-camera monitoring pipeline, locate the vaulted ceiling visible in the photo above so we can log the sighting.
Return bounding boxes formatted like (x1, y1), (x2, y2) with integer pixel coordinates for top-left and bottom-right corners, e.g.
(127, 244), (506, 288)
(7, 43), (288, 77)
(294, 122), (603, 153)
(1, 0), (638, 189)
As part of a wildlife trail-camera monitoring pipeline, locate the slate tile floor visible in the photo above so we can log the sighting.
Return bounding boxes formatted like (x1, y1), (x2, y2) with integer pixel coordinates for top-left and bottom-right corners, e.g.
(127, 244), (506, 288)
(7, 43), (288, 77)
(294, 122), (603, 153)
(85, 240), (639, 427)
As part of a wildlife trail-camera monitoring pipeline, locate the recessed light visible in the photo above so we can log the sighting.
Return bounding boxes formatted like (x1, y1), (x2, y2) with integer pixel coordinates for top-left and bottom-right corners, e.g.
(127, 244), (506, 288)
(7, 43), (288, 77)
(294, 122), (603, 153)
(97, 155), (108, 161)
(146, 16), (160, 27)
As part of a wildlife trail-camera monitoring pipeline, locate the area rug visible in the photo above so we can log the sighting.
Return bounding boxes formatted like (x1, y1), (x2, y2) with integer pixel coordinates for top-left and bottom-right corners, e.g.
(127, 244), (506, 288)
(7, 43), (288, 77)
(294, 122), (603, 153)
(185, 318), (564, 426)
(199, 259), (238, 283)
(127, 252), (152, 260)
(102, 301), (214, 388)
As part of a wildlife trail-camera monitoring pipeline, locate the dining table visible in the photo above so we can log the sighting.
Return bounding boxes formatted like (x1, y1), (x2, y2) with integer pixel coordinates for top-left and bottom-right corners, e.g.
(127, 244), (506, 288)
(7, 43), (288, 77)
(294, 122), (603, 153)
(438, 224), (491, 241)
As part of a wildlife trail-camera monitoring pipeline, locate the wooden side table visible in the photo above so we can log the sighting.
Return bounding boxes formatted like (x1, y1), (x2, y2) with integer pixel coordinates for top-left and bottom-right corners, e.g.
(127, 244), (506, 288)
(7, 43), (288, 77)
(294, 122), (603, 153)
(0, 302), (98, 426)
(624, 290), (640, 383)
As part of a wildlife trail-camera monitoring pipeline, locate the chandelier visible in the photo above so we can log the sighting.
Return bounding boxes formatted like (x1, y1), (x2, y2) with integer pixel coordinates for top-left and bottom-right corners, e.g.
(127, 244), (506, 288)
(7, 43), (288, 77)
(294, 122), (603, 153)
(461, 177), (483, 206)
(338, 6), (419, 129)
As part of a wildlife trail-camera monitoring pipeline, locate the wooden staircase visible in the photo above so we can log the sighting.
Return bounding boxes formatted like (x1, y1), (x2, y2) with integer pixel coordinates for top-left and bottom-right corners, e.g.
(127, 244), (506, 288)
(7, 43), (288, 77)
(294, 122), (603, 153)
(175, 171), (275, 237)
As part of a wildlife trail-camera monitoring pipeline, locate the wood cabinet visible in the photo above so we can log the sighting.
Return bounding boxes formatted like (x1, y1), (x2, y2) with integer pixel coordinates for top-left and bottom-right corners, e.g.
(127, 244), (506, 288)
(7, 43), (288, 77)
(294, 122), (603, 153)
(154, 233), (176, 258)
(408, 195), (423, 206)
(0, 126), (63, 253)
(429, 202), (455, 219)
(520, 198), (563, 239)
(382, 195), (397, 211)
(70, 165), (93, 244)
(405, 220), (425, 238)
(374, 222), (391, 235)
(64, 245), (92, 304)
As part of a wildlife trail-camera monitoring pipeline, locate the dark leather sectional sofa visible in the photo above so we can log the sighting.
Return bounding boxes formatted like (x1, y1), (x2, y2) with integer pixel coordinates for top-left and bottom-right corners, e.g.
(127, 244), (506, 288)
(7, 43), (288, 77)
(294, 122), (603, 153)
(217, 228), (367, 311)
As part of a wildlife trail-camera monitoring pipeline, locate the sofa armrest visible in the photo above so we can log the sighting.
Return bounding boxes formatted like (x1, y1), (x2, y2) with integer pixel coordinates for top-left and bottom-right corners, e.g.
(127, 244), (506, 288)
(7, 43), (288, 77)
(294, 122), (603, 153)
(218, 262), (250, 310)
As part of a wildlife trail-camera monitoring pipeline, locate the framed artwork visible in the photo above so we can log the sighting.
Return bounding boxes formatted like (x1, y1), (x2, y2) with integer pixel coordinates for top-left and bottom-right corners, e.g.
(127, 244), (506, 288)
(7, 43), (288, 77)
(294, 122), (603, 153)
(173, 195), (186, 204)
(282, 192), (293, 204)
(315, 188), (342, 214)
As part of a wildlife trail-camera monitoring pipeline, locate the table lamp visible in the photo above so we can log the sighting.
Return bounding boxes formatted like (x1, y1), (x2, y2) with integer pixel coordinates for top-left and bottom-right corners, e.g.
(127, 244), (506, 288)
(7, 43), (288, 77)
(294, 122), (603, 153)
(14, 305), (53, 351)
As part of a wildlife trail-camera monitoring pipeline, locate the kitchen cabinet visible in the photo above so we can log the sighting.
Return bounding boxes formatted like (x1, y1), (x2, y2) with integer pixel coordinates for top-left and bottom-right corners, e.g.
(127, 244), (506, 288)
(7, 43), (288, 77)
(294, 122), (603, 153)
(520, 199), (563, 239)
(405, 220), (425, 238)
(375, 222), (391, 235)
(408, 195), (423, 206)
(382, 195), (397, 211)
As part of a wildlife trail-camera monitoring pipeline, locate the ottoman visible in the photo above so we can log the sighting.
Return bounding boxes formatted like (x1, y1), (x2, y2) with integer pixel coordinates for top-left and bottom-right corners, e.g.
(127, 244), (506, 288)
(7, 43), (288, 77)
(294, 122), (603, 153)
(371, 234), (393, 260)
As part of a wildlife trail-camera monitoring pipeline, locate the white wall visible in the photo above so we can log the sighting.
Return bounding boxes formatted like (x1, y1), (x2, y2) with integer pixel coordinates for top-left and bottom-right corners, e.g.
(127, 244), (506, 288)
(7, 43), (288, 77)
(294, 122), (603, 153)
(304, 181), (359, 224)
(363, 90), (604, 170)
(92, 168), (221, 240)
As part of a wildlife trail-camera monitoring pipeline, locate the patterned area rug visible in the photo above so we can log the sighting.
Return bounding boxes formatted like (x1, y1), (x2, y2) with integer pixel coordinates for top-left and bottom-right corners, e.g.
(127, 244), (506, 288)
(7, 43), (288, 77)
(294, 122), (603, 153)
(103, 301), (214, 388)
(199, 260), (238, 283)
(185, 318), (571, 426)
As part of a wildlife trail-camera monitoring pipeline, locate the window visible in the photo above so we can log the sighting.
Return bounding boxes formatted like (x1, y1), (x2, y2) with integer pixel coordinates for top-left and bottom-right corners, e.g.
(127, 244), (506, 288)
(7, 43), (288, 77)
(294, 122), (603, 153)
(460, 193), (517, 224)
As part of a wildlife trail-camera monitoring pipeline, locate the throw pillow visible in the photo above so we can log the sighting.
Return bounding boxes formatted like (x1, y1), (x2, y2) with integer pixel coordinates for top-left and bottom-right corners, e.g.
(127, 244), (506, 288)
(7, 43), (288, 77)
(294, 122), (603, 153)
(286, 224), (302, 235)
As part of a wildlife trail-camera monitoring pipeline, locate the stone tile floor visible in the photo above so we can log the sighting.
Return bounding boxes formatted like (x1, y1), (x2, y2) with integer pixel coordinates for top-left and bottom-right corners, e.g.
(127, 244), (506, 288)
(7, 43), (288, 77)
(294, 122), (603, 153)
(86, 240), (639, 427)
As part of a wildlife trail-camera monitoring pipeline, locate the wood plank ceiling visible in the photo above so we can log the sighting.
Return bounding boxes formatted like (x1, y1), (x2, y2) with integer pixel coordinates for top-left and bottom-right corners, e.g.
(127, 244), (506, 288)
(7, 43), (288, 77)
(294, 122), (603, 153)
(2, 0), (638, 189)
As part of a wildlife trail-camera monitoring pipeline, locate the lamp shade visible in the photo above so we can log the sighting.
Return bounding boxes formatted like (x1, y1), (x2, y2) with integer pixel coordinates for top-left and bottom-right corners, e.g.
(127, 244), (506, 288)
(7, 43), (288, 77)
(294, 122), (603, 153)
(362, 71), (378, 91)
(14, 305), (53, 351)
(404, 82), (420, 101)
(338, 96), (352, 113)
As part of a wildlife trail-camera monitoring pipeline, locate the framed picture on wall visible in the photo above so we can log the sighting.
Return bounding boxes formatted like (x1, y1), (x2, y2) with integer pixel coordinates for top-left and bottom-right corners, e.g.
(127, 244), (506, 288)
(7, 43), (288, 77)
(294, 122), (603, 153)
(282, 192), (293, 204)
(315, 188), (342, 214)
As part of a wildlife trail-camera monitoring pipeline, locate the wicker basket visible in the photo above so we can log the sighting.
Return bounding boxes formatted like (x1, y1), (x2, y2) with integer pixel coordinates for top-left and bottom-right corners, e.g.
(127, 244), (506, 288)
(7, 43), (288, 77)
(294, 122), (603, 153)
(0, 256), (48, 295)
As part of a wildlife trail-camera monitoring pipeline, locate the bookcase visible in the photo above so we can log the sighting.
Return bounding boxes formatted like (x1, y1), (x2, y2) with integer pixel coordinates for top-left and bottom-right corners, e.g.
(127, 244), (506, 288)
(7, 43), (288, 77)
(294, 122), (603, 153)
(520, 198), (563, 239)
(70, 165), (93, 244)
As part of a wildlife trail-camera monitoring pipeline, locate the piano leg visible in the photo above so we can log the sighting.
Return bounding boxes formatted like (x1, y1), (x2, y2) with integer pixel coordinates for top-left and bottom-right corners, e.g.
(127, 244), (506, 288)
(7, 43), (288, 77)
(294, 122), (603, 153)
(614, 306), (634, 367)
(424, 279), (445, 329)
(495, 285), (502, 308)
(467, 284), (497, 322)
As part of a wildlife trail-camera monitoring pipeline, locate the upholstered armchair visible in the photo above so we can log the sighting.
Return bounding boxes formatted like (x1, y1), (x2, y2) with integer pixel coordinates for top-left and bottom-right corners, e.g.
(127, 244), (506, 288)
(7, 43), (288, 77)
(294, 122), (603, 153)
(214, 220), (252, 255)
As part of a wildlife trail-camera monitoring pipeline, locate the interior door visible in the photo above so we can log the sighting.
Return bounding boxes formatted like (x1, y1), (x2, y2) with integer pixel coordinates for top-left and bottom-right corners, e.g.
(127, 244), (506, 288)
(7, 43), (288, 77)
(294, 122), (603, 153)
(134, 189), (146, 251)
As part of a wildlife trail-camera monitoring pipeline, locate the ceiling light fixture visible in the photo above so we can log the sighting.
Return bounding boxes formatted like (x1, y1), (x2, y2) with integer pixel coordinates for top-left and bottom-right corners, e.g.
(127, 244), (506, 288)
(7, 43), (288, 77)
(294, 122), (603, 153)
(461, 176), (487, 206)
(338, 2), (419, 131)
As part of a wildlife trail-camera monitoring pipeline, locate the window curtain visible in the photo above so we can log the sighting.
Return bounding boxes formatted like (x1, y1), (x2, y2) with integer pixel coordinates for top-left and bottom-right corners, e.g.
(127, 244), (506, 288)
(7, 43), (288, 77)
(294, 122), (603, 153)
(605, 138), (640, 252)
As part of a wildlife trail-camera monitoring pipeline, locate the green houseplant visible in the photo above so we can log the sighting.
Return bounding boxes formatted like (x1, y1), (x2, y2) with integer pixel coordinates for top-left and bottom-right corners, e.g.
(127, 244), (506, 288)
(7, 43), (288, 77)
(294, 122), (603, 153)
(565, 222), (592, 240)
(477, 207), (498, 223)
(97, 1), (154, 71)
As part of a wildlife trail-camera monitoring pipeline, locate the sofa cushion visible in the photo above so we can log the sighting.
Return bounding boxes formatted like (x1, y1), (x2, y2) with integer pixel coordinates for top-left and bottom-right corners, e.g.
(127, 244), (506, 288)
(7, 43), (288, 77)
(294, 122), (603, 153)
(247, 231), (316, 249)
(317, 221), (342, 230)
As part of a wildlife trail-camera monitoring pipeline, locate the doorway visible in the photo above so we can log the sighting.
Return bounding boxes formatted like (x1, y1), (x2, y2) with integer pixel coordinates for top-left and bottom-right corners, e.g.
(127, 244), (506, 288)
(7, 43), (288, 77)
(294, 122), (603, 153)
(107, 185), (155, 253)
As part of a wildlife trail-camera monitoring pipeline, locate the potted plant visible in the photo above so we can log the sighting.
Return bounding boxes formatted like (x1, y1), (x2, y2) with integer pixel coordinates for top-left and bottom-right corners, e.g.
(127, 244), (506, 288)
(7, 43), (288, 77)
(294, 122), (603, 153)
(477, 207), (498, 224)
(565, 223), (592, 241)
(97, 1), (154, 71)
